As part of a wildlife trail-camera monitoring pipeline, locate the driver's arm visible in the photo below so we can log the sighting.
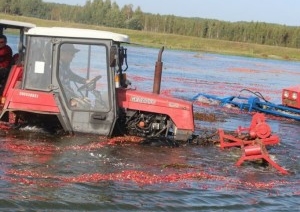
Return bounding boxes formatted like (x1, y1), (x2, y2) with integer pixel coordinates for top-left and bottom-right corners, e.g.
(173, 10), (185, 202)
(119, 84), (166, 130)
(69, 71), (87, 84)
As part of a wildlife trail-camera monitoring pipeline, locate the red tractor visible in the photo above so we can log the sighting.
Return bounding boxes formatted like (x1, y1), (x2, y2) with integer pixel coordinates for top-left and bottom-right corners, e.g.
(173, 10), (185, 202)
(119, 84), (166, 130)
(0, 19), (195, 142)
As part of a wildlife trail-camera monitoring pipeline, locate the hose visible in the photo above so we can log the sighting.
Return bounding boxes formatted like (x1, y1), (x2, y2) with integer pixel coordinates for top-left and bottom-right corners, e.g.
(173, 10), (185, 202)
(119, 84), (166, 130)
(239, 88), (270, 103)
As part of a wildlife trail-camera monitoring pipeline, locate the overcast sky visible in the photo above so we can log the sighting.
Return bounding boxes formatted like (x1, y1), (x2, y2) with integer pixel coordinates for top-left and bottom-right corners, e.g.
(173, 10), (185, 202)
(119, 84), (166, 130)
(43, 0), (300, 26)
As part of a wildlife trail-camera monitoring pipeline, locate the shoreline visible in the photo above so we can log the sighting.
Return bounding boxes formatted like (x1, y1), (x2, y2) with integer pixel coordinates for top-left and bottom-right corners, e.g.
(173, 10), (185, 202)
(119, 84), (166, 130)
(2, 13), (300, 61)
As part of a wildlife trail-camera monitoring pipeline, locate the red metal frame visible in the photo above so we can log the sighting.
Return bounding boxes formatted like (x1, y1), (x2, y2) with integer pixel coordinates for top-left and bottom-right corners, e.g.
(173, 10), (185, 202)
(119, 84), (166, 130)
(282, 85), (300, 109)
(117, 88), (195, 131)
(1, 65), (59, 114)
(1, 65), (23, 101)
(4, 88), (59, 113)
(219, 129), (279, 149)
(236, 140), (288, 174)
(219, 113), (279, 149)
(218, 113), (288, 174)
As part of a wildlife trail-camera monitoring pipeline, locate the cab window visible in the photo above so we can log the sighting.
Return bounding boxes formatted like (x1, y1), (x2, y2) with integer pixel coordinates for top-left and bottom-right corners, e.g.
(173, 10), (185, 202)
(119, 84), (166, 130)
(58, 43), (109, 112)
(23, 37), (52, 90)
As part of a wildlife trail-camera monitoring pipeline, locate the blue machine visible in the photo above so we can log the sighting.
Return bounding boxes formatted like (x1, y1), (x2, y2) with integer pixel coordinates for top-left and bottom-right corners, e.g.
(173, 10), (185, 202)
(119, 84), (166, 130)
(192, 90), (300, 121)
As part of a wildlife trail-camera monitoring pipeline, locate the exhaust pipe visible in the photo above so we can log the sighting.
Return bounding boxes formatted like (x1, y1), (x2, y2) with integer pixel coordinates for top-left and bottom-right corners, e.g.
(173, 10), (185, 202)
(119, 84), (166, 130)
(153, 46), (164, 94)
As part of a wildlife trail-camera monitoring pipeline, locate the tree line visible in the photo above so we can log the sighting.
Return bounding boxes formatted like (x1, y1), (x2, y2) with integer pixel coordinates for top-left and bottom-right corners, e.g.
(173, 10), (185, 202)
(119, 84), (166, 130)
(1, 0), (300, 48)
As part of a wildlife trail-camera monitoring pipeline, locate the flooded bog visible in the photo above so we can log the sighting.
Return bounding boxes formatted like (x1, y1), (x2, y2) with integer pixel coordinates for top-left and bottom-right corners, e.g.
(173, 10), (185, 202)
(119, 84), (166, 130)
(0, 45), (299, 211)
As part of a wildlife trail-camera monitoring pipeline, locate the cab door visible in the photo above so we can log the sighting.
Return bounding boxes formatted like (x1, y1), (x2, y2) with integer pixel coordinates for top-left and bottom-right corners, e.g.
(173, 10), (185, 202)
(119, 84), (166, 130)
(56, 41), (117, 136)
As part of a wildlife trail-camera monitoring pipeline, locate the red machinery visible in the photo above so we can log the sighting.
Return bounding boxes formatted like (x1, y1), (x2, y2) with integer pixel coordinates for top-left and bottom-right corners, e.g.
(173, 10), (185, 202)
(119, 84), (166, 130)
(282, 85), (300, 109)
(219, 113), (279, 149)
(0, 20), (194, 142)
(236, 140), (288, 174)
(219, 113), (288, 174)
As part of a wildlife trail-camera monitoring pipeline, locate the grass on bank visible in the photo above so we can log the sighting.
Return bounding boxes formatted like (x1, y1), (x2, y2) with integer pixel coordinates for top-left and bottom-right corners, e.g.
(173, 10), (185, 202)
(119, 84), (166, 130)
(2, 13), (300, 61)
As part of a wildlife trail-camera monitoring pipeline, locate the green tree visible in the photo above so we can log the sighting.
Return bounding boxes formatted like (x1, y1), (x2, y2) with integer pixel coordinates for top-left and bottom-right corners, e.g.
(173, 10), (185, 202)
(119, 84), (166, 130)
(1, 0), (300, 49)
(0, 0), (12, 13)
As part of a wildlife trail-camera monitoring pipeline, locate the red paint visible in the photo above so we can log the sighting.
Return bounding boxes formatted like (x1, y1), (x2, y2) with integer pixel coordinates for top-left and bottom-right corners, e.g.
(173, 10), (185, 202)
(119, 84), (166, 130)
(117, 88), (194, 131)
(218, 113), (288, 174)
(219, 113), (279, 148)
(244, 145), (262, 156)
(282, 86), (300, 109)
(236, 140), (289, 175)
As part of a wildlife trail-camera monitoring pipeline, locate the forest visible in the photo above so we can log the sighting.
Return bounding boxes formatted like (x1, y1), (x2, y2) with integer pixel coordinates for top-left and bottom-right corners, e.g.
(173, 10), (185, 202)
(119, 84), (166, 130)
(1, 0), (300, 48)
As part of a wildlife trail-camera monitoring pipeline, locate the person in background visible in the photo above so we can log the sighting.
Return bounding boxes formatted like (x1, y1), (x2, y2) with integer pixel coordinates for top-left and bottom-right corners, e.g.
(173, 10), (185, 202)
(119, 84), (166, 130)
(0, 34), (13, 94)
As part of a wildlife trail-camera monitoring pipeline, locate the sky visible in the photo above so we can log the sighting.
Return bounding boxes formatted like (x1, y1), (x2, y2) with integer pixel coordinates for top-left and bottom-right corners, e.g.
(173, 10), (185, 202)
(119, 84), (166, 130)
(43, 0), (300, 26)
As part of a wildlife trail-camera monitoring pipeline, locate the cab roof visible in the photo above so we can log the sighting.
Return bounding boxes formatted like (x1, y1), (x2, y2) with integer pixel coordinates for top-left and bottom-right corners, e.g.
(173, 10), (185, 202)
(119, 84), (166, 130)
(26, 27), (130, 43)
(0, 19), (36, 30)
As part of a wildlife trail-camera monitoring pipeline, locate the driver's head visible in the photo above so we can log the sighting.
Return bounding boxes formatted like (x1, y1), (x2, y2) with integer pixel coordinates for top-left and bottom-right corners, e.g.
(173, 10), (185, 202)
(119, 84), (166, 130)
(60, 44), (79, 62)
(0, 34), (8, 49)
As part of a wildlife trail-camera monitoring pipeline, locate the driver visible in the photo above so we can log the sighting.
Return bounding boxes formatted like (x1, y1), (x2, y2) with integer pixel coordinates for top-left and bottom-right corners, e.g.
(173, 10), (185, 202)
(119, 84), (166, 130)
(59, 44), (90, 100)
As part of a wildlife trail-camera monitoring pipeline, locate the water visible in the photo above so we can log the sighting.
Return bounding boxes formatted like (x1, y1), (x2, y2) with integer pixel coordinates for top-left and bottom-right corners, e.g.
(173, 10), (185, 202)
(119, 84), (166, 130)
(0, 40), (300, 211)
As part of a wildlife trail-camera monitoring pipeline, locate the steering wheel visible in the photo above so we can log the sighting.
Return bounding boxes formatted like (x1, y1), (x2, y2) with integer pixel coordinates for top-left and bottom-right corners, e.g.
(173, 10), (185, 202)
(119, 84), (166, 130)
(77, 75), (102, 92)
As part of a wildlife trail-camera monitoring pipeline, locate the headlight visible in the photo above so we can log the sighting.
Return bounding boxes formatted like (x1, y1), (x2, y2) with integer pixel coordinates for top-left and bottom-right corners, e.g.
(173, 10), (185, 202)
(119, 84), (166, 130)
(292, 92), (298, 100)
(283, 90), (289, 98)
